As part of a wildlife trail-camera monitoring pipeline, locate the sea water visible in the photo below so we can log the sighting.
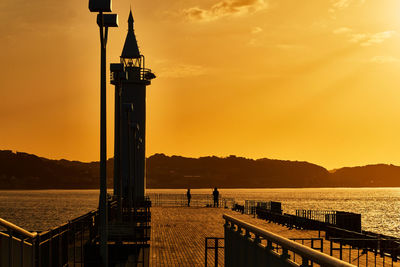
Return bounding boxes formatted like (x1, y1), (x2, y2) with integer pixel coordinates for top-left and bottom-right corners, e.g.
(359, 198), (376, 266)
(1, 188), (399, 237)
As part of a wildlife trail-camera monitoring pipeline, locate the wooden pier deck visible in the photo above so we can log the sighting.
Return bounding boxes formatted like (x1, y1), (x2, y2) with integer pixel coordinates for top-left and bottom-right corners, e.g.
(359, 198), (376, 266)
(150, 207), (400, 267)
(150, 207), (319, 266)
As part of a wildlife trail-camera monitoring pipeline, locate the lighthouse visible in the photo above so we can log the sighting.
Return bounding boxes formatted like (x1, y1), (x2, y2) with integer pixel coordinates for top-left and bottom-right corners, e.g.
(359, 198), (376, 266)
(110, 10), (155, 206)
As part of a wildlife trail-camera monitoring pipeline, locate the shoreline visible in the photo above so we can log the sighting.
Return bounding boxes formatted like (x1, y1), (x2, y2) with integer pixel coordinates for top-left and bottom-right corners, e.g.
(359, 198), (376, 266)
(1, 186), (400, 191)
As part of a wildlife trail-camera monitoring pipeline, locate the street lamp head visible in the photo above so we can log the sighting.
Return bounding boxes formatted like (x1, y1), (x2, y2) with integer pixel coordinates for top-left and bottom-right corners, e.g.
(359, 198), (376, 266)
(97, 14), (119, 27)
(89, 0), (112, 12)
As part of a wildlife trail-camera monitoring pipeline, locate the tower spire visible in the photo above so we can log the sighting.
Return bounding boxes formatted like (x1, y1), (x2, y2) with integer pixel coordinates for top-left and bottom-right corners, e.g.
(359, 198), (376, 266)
(121, 10), (140, 60)
(128, 9), (134, 32)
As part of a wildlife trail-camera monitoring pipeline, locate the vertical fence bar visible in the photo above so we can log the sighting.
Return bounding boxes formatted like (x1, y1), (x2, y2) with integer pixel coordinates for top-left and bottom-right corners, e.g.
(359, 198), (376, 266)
(20, 237), (24, 267)
(37, 234), (41, 267)
(9, 230), (13, 267)
(81, 222), (84, 264)
(73, 223), (76, 267)
(205, 238), (208, 267)
(349, 246), (351, 263)
(59, 228), (62, 267)
(49, 234), (52, 267)
(32, 237), (35, 267)
(214, 238), (218, 267)
(224, 221), (230, 267)
(321, 239), (323, 253)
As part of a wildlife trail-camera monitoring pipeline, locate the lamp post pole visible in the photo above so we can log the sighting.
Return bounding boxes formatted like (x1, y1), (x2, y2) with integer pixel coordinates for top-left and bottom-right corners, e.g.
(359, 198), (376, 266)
(88, 3), (117, 265)
(99, 11), (108, 267)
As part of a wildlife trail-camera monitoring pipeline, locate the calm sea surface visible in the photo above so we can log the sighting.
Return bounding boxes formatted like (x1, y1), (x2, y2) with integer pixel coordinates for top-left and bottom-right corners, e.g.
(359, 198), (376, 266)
(1, 188), (399, 237)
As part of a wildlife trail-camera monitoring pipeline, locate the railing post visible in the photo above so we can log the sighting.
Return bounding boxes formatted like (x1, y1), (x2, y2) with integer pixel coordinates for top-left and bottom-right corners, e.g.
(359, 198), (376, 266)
(320, 239), (323, 253)
(214, 238), (218, 267)
(37, 234), (41, 267)
(224, 220), (231, 267)
(253, 234), (261, 266)
(281, 248), (290, 260)
(20, 237), (24, 267)
(205, 238), (208, 267)
(301, 257), (310, 267)
(81, 221), (84, 264)
(266, 240), (273, 251)
(231, 222), (237, 267)
(49, 233), (52, 266)
(240, 227), (248, 267)
(32, 237), (35, 267)
(58, 228), (62, 267)
(73, 223), (76, 265)
(9, 230), (13, 267)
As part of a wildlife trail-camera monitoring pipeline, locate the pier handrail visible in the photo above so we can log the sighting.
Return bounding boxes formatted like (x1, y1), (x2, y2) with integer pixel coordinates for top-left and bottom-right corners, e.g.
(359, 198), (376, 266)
(223, 214), (355, 267)
(0, 217), (37, 239)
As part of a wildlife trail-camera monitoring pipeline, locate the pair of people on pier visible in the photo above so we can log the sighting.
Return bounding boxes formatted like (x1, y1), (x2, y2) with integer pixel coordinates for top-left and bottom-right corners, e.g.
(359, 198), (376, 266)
(186, 188), (219, 207)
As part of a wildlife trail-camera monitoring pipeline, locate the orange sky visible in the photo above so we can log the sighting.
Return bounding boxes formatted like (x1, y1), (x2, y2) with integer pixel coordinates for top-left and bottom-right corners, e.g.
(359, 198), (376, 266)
(1, 0), (400, 169)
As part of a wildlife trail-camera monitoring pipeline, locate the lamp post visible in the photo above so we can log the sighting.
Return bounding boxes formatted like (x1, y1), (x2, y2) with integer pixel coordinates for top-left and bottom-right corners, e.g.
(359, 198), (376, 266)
(89, 1), (118, 266)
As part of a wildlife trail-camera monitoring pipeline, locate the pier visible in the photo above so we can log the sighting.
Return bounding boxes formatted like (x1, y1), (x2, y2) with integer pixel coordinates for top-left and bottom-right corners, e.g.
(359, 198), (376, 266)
(149, 203), (400, 267)
(2, 199), (400, 266)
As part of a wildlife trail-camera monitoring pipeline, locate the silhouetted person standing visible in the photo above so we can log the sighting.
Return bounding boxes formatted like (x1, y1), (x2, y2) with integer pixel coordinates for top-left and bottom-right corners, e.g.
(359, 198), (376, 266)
(213, 187), (219, 207)
(187, 189), (191, 207)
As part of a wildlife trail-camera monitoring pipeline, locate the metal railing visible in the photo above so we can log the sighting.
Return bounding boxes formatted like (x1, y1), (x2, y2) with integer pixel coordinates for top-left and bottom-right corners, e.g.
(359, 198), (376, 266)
(0, 218), (37, 267)
(244, 200), (282, 215)
(329, 238), (400, 266)
(1, 197), (152, 267)
(0, 218), (37, 239)
(0, 210), (98, 267)
(148, 194), (234, 208)
(110, 67), (155, 84)
(290, 238), (324, 253)
(223, 214), (355, 267)
(296, 210), (361, 232)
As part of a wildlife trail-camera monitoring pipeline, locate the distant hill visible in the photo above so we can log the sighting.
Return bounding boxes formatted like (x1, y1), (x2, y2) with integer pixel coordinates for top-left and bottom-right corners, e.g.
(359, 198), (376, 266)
(0, 150), (113, 189)
(1, 150), (400, 189)
(330, 164), (400, 187)
(146, 154), (330, 188)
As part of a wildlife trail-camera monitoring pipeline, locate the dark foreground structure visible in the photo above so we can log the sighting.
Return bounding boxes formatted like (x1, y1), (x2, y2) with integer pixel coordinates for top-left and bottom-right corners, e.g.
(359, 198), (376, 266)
(0, 8), (154, 267)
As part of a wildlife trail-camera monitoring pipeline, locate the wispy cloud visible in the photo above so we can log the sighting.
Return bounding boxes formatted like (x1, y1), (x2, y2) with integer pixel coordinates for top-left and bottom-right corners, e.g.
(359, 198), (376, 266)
(183, 0), (268, 22)
(251, 26), (263, 34)
(275, 44), (303, 50)
(369, 56), (399, 64)
(334, 27), (396, 46)
(247, 26), (264, 46)
(329, 0), (365, 14)
(333, 27), (352, 34)
(360, 31), (396, 46)
(332, 0), (362, 9)
(158, 64), (208, 78)
(348, 33), (367, 43)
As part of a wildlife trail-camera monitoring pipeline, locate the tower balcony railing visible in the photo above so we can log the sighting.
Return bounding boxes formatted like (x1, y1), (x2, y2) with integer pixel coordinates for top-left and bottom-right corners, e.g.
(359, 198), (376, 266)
(141, 68), (156, 81)
(110, 67), (155, 84)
